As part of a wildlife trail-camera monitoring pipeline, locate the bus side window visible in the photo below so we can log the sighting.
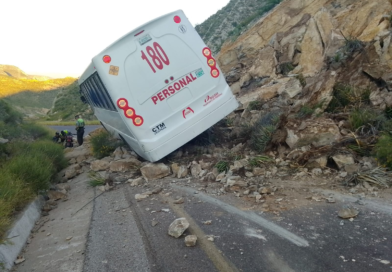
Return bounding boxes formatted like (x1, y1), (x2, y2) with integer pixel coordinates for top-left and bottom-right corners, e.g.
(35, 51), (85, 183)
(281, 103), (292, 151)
(86, 81), (102, 108)
(90, 77), (110, 110)
(82, 83), (95, 107)
(93, 74), (116, 111)
(81, 85), (94, 106)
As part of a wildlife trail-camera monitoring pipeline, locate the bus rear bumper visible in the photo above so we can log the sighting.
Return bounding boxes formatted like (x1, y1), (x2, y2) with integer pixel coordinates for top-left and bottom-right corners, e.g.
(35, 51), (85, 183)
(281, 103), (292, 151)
(143, 96), (239, 162)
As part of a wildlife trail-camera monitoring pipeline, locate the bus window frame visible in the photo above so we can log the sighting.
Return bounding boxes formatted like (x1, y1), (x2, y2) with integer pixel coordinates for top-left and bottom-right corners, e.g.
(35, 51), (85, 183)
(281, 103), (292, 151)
(89, 76), (110, 110)
(92, 73), (117, 111)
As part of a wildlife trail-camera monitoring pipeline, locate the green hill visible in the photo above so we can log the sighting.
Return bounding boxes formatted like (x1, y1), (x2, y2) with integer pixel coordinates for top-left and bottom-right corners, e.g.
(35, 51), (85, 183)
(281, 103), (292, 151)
(4, 89), (60, 109)
(46, 81), (96, 121)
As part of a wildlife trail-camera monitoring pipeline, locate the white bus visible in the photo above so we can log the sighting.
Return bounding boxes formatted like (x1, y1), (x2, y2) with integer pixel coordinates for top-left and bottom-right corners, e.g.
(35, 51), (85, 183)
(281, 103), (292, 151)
(78, 10), (238, 162)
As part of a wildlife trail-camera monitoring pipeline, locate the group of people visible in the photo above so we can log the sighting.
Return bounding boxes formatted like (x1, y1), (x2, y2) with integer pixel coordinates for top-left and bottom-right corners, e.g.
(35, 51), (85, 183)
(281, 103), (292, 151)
(52, 115), (85, 148)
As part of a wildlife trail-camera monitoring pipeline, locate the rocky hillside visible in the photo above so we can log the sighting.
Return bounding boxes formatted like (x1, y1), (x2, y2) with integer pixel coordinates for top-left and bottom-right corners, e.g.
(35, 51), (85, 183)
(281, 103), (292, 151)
(195, 0), (282, 54)
(210, 0), (392, 173)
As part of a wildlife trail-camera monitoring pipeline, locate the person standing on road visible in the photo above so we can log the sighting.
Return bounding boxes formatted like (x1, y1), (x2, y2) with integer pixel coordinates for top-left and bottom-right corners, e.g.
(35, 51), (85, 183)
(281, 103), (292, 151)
(75, 115), (85, 146)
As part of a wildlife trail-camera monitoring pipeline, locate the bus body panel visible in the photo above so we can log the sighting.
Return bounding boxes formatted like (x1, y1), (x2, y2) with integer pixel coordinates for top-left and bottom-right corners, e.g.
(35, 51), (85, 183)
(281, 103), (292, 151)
(79, 10), (238, 162)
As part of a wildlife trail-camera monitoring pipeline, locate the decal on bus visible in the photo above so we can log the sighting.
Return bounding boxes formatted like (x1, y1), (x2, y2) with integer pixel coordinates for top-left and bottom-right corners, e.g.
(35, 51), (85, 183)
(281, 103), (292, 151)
(151, 69), (203, 105)
(182, 107), (194, 119)
(152, 123), (166, 135)
(203, 93), (222, 107)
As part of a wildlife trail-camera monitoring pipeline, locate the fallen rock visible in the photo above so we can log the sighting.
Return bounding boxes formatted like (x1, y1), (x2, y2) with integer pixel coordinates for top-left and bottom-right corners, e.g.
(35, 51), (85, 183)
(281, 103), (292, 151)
(177, 165), (189, 178)
(56, 183), (71, 192)
(110, 158), (142, 172)
(141, 163), (171, 181)
(129, 177), (144, 186)
(14, 256), (25, 265)
(338, 208), (359, 219)
(171, 163), (180, 176)
(135, 194), (149, 201)
(47, 190), (67, 201)
(332, 155), (355, 170)
(90, 160), (110, 171)
(64, 164), (81, 179)
(152, 187), (163, 194)
(185, 235), (197, 247)
(174, 197), (184, 204)
(112, 147), (124, 160)
(168, 218), (190, 238)
(191, 163), (202, 177)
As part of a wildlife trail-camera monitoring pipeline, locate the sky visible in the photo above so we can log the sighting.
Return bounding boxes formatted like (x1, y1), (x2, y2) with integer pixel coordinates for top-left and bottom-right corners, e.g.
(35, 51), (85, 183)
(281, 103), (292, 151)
(0, 0), (230, 78)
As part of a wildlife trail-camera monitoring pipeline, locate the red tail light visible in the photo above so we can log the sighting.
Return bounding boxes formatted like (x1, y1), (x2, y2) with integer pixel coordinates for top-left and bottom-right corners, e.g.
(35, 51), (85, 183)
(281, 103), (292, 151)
(117, 98), (127, 109)
(211, 69), (219, 78)
(117, 98), (144, 126)
(208, 59), (215, 67)
(174, 16), (181, 24)
(133, 116), (144, 126)
(202, 48), (211, 57)
(125, 108), (135, 118)
(103, 55), (111, 63)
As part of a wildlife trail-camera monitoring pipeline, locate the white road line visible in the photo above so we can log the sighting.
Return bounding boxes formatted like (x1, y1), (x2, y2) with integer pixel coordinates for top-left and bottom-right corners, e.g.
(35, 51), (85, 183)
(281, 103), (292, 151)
(172, 185), (309, 247)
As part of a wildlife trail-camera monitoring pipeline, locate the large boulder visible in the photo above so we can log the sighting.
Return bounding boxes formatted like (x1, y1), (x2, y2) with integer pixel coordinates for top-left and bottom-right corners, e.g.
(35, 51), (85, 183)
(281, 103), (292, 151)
(64, 164), (82, 180)
(110, 158), (142, 172)
(64, 146), (91, 160)
(140, 163), (171, 181)
(285, 118), (341, 149)
(90, 160), (110, 171)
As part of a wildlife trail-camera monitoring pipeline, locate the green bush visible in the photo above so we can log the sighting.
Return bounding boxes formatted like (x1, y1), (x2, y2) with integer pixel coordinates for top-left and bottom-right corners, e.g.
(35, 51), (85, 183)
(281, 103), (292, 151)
(90, 130), (122, 159)
(296, 74), (306, 87)
(374, 134), (392, 169)
(278, 62), (294, 75)
(296, 105), (315, 119)
(381, 119), (392, 134)
(248, 100), (263, 111)
(0, 172), (34, 242)
(326, 84), (370, 112)
(250, 112), (280, 152)
(215, 161), (230, 173)
(5, 153), (54, 193)
(349, 108), (379, 130)
(0, 122), (23, 139)
(0, 99), (23, 124)
(3, 140), (66, 192)
(29, 141), (68, 171)
(249, 155), (273, 167)
(384, 106), (392, 119)
(21, 123), (51, 140)
(344, 37), (364, 55)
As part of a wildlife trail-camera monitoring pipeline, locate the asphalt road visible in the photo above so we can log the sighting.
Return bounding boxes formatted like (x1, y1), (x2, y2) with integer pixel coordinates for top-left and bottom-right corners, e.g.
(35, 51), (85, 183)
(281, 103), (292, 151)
(83, 179), (392, 272)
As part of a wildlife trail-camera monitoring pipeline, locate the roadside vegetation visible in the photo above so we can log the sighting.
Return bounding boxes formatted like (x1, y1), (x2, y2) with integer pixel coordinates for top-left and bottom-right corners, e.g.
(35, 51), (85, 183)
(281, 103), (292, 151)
(90, 129), (125, 159)
(45, 81), (96, 122)
(324, 83), (392, 168)
(0, 99), (67, 243)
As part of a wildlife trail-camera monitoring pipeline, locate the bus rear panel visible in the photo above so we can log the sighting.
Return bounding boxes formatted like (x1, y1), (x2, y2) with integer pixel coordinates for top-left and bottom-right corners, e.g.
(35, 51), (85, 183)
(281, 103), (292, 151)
(79, 10), (238, 162)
